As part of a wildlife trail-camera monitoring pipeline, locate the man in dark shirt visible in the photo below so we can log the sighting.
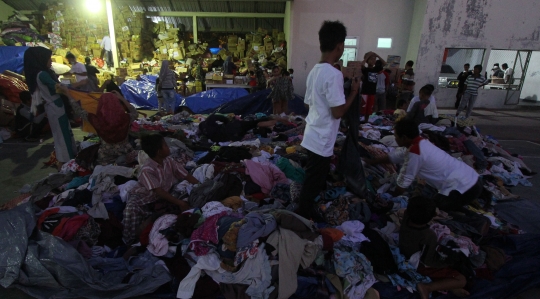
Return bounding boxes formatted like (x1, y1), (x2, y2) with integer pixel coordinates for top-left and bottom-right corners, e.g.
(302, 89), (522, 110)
(455, 63), (472, 108)
(85, 57), (100, 90)
(361, 51), (386, 121)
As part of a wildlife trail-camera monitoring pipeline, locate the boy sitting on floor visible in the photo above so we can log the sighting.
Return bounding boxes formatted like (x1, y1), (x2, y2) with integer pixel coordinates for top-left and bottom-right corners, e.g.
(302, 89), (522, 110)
(406, 85), (437, 125)
(122, 134), (199, 244)
(399, 196), (470, 299)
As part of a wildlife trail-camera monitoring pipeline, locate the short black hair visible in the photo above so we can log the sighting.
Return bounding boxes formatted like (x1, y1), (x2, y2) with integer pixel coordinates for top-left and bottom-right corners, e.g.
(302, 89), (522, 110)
(394, 119), (419, 139)
(66, 53), (76, 60)
(318, 20), (347, 53)
(272, 66), (280, 71)
(406, 60), (414, 67)
(474, 64), (483, 71)
(375, 60), (383, 68)
(502, 63), (508, 68)
(397, 99), (407, 108)
(141, 134), (165, 158)
(282, 70), (290, 76)
(419, 85), (433, 96)
(85, 57), (91, 64)
(464, 63), (470, 67)
(288, 68), (294, 74)
(19, 90), (32, 103)
(407, 196), (436, 225)
(249, 70), (254, 75)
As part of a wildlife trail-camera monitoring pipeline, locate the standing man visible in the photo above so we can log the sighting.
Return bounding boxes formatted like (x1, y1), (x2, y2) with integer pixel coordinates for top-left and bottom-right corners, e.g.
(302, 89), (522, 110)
(399, 60), (415, 103)
(501, 63), (514, 84)
(456, 64), (488, 118)
(101, 35), (113, 69)
(360, 51), (386, 120)
(297, 20), (360, 220)
(375, 60), (389, 112)
(491, 63), (504, 78)
(455, 63), (472, 108)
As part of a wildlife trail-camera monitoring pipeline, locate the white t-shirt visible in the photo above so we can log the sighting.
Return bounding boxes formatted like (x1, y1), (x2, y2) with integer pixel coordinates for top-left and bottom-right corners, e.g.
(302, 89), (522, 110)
(389, 137), (478, 196)
(407, 95), (438, 118)
(301, 63), (346, 157)
(70, 62), (88, 82)
(101, 36), (112, 51)
(504, 68), (513, 83)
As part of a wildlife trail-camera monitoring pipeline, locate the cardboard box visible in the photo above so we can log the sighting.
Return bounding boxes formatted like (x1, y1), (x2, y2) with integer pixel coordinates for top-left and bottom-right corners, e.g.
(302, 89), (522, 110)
(92, 49), (102, 57)
(52, 55), (64, 63)
(116, 68), (128, 76)
(212, 74), (223, 81)
(265, 45), (274, 51)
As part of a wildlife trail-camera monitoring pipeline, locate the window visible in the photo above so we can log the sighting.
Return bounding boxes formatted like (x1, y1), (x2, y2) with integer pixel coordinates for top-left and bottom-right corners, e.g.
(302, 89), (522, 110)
(340, 37), (358, 67)
(377, 38), (392, 48)
(485, 49), (530, 91)
(438, 48), (485, 88)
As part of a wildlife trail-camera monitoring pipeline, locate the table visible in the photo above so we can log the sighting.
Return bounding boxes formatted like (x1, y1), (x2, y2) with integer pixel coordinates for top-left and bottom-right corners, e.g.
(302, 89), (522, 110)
(206, 83), (250, 91)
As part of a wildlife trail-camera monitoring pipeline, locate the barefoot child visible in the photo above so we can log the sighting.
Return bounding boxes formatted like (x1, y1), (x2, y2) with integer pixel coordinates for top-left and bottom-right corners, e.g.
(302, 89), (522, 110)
(399, 196), (470, 299)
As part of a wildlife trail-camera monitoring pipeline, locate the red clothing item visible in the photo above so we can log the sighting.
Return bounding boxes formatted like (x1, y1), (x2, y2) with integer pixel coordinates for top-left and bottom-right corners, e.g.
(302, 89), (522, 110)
(361, 94), (376, 116)
(56, 214), (90, 242)
(37, 208), (60, 229)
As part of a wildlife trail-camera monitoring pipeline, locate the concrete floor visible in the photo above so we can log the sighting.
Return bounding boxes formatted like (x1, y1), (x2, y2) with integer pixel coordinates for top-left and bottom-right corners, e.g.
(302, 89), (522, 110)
(1, 108), (540, 298)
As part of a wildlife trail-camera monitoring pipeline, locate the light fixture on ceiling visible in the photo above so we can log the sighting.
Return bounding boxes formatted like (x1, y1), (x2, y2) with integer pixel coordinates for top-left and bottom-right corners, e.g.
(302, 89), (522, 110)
(86, 0), (103, 13)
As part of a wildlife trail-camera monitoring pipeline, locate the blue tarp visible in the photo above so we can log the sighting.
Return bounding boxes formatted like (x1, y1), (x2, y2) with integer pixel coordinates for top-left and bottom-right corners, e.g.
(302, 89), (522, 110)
(0, 46), (29, 74)
(120, 79), (182, 110)
(208, 89), (308, 115)
(180, 88), (249, 114)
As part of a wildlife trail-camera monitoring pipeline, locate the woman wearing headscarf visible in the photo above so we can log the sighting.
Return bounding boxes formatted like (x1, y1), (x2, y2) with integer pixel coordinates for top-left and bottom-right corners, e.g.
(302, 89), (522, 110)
(24, 47), (77, 168)
(157, 60), (177, 114)
(223, 56), (237, 75)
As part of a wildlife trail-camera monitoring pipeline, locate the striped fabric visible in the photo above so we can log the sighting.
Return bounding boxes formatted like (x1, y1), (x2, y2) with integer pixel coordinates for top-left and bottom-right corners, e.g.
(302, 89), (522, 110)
(465, 75), (488, 95)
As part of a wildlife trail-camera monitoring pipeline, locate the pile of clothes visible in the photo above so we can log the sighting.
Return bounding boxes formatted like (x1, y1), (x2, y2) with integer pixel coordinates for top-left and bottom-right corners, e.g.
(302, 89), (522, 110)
(1, 110), (539, 299)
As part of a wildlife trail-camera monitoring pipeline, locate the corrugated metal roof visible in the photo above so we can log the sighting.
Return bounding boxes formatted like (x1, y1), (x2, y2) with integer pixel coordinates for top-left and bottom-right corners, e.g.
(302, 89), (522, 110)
(5, 0), (286, 32)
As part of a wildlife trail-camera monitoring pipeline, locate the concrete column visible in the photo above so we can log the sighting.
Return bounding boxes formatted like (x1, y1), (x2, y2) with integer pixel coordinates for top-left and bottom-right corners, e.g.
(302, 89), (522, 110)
(193, 16), (198, 43)
(105, 0), (119, 68)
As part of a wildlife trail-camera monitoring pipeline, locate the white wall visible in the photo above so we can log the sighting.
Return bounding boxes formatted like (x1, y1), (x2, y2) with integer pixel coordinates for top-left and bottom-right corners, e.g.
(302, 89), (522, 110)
(405, 0), (427, 63)
(521, 51), (540, 102)
(0, 1), (16, 21)
(415, 0), (540, 109)
(289, 0), (415, 96)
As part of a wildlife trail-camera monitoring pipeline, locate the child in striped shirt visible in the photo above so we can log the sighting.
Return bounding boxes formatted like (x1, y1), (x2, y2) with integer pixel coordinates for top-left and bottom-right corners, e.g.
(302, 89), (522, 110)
(456, 64), (488, 118)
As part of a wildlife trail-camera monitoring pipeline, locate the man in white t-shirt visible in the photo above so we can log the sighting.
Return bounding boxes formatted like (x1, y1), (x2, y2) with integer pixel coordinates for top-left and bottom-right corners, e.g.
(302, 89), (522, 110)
(101, 35), (113, 68)
(297, 20), (360, 220)
(367, 119), (482, 211)
(501, 63), (513, 84)
(406, 84), (438, 119)
(65, 53), (87, 82)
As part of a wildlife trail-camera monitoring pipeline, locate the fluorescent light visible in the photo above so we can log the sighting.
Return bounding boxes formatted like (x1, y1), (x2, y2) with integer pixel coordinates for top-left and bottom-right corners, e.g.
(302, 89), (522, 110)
(378, 38), (392, 48)
(86, 0), (102, 12)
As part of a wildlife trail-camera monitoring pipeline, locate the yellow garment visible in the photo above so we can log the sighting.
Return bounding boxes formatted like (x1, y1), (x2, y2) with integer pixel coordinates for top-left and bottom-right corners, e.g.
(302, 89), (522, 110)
(393, 109), (407, 121)
(67, 89), (102, 134)
(286, 146), (296, 154)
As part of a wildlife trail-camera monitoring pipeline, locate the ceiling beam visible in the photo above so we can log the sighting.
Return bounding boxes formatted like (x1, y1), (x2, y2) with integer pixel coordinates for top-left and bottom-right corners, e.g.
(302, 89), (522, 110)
(146, 11), (285, 18)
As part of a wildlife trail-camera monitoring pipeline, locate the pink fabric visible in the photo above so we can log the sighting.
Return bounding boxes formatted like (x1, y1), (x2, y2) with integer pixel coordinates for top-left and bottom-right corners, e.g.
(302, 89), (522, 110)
(189, 211), (228, 256)
(244, 160), (289, 194)
(148, 214), (178, 256)
(56, 214), (90, 241)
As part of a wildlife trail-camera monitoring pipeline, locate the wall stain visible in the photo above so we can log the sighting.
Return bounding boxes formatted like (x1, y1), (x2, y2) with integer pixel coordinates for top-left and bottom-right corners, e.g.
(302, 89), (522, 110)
(461, 0), (489, 38)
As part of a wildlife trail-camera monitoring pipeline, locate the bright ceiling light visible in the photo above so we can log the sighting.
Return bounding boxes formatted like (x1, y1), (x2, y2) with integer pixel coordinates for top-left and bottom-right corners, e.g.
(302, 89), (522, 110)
(86, 0), (102, 13)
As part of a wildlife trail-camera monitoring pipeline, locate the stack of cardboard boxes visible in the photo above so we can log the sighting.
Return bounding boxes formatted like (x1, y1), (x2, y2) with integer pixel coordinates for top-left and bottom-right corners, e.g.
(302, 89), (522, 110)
(114, 6), (155, 62)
